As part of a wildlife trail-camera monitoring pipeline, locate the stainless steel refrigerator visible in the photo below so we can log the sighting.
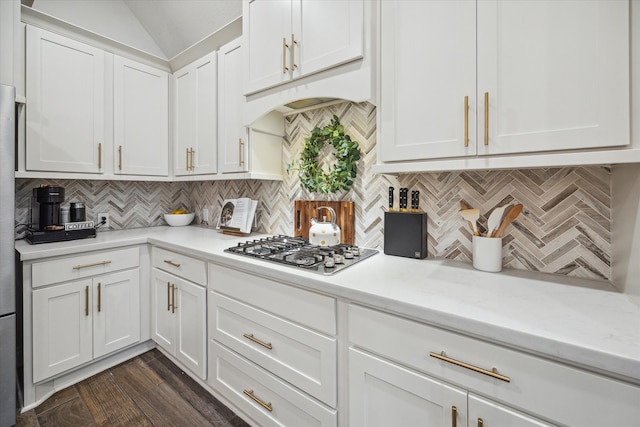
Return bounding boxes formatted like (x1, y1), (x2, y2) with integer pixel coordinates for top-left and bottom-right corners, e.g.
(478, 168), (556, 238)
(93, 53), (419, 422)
(0, 83), (16, 426)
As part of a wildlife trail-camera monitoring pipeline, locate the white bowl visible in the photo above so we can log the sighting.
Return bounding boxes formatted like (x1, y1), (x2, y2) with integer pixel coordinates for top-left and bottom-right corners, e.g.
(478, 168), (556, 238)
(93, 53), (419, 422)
(164, 212), (195, 227)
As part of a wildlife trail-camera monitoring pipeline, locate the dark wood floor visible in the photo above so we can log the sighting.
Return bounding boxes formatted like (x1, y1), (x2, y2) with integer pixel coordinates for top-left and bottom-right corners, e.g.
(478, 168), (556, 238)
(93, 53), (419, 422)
(16, 349), (251, 427)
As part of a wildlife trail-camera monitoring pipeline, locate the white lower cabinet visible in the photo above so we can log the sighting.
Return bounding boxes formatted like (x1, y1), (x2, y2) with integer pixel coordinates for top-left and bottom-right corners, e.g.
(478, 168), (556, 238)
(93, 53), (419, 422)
(207, 263), (337, 426)
(151, 268), (206, 380)
(32, 269), (140, 383)
(348, 304), (640, 427)
(349, 347), (467, 427)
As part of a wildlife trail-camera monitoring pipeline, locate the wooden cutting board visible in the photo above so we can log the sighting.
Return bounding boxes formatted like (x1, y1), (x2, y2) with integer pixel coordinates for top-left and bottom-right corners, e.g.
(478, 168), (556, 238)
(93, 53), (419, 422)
(294, 200), (355, 245)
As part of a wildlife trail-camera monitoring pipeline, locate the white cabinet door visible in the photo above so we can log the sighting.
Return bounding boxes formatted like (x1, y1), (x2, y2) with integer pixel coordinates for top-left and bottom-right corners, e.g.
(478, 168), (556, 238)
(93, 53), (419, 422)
(378, 1), (476, 162)
(173, 52), (218, 176)
(151, 269), (176, 354)
(293, 0), (364, 79)
(32, 279), (93, 383)
(349, 348), (467, 427)
(93, 269), (141, 358)
(175, 277), (207, 379)
(151, 268), (206, 379)
(114, 56), (168, 176)
(477, 0), (629, 155)
(218, 38), (248, 174)
(244, 0), (292, 94)
(26, 26), (105, 173)
(469, 395), (555, 427)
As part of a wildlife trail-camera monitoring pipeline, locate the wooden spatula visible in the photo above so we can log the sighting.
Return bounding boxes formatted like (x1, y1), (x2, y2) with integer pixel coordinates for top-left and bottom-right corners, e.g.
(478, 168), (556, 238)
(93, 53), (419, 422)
(492, 204), (523, 238)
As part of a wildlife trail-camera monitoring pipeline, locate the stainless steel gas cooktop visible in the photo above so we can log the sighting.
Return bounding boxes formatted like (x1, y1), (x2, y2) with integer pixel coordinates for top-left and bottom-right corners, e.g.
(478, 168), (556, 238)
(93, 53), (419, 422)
(225, 235), (378, 275)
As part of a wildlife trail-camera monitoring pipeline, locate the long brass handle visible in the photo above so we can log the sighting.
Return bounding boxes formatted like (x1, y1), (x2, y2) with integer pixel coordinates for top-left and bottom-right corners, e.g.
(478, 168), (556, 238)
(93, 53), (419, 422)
(97, 282), (101, 312)
(282, 37), (289, 73)
(73, 260), (112, 270)
(290, 34), (297, 71)
(484, 92), (489, 146)
(464, 96), (469, 147)
(163, 260), (181, 268)
(98, 143), (102, 169)
(171, 284), (177, 313)
(243, 389), (273, 412)
(85, 285), (89, 316)
(186, 147), (190, 170)
(239, 139), (245, 166)
(243, 333), (273, 350)
(190, 148), (195, 170)
(167, 282), (171, 311)
(478, 418), (484, 427)
(430, 351), (510, 382)
(452, 406), (457, 427)
(118, 145), (123, 170)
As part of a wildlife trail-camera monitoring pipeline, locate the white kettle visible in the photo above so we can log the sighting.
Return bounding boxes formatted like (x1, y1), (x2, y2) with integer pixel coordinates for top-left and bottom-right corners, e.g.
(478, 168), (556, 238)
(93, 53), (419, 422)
(309, 206), (341, 246)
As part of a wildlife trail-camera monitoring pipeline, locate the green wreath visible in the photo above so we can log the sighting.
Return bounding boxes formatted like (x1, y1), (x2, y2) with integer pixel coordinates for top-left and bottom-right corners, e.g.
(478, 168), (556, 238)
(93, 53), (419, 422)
(287, 115), (361, 194)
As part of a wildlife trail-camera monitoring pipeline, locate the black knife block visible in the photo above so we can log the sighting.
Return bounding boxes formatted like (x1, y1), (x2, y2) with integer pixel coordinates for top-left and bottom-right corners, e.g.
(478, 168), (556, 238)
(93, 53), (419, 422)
(384, 212), (428, 259)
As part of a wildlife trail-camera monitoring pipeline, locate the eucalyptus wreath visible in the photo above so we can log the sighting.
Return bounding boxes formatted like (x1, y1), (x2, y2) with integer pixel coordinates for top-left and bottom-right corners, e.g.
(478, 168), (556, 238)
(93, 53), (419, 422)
(287, 115), (361, 194)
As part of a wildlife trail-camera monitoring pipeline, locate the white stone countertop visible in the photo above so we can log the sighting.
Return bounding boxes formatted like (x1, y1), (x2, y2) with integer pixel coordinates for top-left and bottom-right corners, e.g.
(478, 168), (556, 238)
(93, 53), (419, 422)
(15, 225), (640, 385)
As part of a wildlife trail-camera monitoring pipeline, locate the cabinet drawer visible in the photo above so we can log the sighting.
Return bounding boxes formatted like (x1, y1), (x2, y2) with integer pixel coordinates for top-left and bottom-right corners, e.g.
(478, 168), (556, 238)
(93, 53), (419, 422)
(152, 247), (206, 285)
(210, 263), (336, 335)
(32, 247), (139, 288)
(208, 340), (337, 427)
(210, 291), (336, 407)
(349, 304), (640, 427)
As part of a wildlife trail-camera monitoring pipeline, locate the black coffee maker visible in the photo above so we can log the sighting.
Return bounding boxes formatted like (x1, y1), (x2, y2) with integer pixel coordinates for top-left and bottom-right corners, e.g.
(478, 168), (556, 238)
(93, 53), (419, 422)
(27, 185), (96, 244)
(33, 185), (65, 230)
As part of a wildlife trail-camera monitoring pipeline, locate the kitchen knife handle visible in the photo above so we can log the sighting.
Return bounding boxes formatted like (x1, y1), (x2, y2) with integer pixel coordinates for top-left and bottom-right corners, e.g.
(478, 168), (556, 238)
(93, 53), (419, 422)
(389, 187), (394, 211)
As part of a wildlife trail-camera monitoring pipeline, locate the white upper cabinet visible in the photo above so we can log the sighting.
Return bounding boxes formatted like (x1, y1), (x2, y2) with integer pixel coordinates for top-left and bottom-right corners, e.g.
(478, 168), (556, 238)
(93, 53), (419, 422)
(377, 0), (629, 165)
(113, 56), (169, 176)
(477, 0), (629, 156)
(218, 38), (248, 174)
(173, 52), (218, 176)
(26, 26), (105, 173)
(379, 1), (477, 161)
(243, 0), (364, 95)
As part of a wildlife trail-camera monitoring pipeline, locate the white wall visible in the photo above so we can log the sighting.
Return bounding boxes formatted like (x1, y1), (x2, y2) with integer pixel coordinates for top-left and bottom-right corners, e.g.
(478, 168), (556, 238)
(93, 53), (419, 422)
(31, 0), (165, 58)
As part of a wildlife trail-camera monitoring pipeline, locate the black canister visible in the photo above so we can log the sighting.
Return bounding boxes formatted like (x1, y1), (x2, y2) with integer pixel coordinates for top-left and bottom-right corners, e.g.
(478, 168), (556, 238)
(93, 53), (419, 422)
(70, 202), (86, 222)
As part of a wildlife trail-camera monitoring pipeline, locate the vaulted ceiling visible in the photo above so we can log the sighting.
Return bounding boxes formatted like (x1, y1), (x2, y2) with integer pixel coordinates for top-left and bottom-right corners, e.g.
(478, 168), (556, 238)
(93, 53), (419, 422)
(28, 0), (242, 59)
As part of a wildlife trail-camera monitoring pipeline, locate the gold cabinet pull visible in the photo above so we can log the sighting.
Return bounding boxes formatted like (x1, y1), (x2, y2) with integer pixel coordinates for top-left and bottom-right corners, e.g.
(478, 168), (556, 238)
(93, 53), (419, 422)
(186, 147), (190, 170)
(163, 260), (181, 268)
(118, 145), (123, 170)
(190, 148), (195, 170)
(85, 285), (89, 316)
(171, 284), (177, 313)
(239, 139), (245, 166)
(243, 389), (273, 412)
(282, 37), (289, 73)
(290, 33), (298, 71)
(430, 351), (510, 382)
(98, 143), (102, 169)
(483, 92), (489, 145)
(73, 260), (112, 270)
(464, 95), (469, 147)
(478, 418), (484, 427)
(243, 333), (273, 350)
(167, 282), (171, 311)
(97, 282), (101, 312)
(452, 406), (457, 427)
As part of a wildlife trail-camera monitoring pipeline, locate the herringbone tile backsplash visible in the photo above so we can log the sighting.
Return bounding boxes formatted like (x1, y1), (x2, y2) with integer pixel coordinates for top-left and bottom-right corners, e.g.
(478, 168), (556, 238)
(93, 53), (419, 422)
(15, 101), (612, 281)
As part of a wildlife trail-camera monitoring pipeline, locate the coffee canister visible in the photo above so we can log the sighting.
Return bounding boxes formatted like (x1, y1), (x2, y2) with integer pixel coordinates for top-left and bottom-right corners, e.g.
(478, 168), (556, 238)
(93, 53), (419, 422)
(70, 202), (86, 222)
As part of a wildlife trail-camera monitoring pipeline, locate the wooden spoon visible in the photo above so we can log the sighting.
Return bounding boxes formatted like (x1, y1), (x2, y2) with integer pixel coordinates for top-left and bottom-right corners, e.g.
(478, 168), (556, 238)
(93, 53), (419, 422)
(486, 204), (510, 238)
(492, 204), (523, 238)
(459, 208), (480, 236)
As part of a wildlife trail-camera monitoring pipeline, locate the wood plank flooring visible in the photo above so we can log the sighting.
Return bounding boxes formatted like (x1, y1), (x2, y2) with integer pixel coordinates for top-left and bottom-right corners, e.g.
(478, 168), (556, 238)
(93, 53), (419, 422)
(16, 349), (251, 427)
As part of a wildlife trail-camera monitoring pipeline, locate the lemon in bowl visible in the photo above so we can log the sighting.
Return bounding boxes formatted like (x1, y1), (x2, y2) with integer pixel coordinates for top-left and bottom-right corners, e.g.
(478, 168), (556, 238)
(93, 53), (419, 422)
(164, 210), (195, 226)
